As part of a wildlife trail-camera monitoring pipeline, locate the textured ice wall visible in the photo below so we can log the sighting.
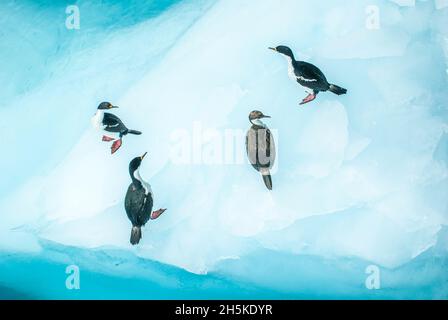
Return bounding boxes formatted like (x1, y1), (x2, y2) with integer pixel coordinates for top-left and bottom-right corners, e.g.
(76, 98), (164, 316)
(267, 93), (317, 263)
(0, 0), (447, 285)
(0, 0), (215, 251)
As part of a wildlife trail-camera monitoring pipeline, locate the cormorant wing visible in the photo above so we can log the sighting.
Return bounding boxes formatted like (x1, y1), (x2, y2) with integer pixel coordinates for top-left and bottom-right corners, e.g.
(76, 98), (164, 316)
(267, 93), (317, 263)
(265, 127), (276, 167)
(103, 112), (125, 130)
(295, 61), (328, 84)
(125, 184), (149, 226)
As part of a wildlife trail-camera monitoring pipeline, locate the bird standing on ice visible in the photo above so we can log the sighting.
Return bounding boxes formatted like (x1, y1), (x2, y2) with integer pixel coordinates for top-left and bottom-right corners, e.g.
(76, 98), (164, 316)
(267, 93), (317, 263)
(269, 45), (347, 105)
(246, 110), (276, 190)
(91, 102), (142, 154)
(125, 152), (166, 245)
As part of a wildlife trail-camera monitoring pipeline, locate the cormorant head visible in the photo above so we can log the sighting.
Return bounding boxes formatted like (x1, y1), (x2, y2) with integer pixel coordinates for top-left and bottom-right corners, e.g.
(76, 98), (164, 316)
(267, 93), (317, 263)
(129, 152), (147, 176)
(269, 45), (294, 58)
(249, 110), (271, 122)
(97, 102), (118, 110)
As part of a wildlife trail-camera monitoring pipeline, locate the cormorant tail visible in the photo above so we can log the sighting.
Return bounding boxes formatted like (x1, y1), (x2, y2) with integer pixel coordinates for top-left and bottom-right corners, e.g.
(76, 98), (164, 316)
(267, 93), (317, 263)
(127, 129), (142, 135)
(328, 84), (347, 95)
(130, 226), (142, 245)
(261, 170), (273, 190)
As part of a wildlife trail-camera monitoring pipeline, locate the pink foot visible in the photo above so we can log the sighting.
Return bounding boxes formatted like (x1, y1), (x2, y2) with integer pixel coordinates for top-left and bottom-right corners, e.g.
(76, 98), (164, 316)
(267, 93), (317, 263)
(111, 139), (122, 154)
(150, 208), (167, 220)
(102, 135), (114, 142)
(299, 93), (316, 105)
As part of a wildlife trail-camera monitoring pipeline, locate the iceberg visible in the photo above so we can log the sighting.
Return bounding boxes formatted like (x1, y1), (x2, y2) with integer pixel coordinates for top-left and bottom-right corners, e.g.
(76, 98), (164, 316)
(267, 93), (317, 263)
(0, 0), (447, 299)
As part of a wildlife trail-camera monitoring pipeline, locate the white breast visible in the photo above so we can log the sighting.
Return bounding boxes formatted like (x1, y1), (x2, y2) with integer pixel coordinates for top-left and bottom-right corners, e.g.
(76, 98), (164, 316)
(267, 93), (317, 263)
(252, 119), (266, 128)
(134, 169), (153, 197)
(92, 110), (105, 130)
(285, 56), (296, 81)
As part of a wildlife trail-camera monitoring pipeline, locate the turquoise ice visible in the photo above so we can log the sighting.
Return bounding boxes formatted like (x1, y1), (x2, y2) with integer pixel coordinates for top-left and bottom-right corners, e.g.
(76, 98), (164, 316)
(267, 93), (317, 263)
(0, 0), (447, 299)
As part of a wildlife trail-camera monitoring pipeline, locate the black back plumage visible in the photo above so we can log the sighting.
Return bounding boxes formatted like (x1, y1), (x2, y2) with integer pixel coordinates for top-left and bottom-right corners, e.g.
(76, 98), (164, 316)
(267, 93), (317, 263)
(125, 182), (153, 227)
(294, 60), (330, 92)
(124, 157), (153, 228)
(102, 112), (128, 134)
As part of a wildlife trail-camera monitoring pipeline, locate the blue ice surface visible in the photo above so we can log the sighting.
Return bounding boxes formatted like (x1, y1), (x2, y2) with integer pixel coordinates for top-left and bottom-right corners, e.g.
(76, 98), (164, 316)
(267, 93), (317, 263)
(1, 227), (447, 299)
(0, 0), (447, 299)
(0, 0), (191, 195)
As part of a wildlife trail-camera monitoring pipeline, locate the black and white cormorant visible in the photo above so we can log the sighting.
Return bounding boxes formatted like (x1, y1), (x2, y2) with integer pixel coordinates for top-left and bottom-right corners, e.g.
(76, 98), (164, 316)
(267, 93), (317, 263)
(246, 110), (276, 190)
(269, 45), (347, 105)
(125, 152), (166, 245)
(92, 102), (142, 154)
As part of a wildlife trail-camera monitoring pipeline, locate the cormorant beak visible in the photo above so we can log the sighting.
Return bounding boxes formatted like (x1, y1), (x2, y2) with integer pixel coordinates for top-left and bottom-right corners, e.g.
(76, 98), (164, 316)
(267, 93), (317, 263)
(268, 47), (277, 52)
(110, 105), (119, 109)
(262, 115), (271, 119)
(141, 152), (147, 160)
